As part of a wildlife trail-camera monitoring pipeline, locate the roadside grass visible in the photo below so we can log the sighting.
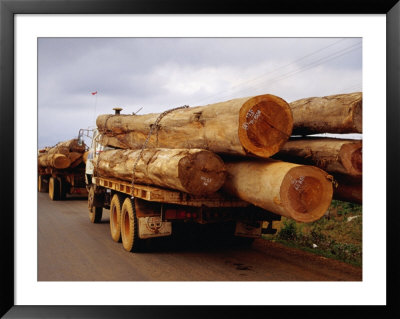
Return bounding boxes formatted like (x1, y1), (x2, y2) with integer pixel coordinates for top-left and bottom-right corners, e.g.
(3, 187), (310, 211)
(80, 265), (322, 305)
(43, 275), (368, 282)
(263, 200), (362, 267)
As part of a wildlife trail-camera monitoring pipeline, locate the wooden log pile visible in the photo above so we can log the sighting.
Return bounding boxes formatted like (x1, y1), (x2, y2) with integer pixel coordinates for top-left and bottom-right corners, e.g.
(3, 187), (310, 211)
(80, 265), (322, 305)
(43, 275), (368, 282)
(273, 92), (363, 204)
(38, 139), (87, 171)
(94, 92), (365, 223)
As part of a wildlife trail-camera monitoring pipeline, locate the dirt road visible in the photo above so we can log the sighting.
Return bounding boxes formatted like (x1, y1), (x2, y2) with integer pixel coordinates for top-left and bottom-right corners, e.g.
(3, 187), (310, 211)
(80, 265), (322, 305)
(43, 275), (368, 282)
(38, 193), (361, 281)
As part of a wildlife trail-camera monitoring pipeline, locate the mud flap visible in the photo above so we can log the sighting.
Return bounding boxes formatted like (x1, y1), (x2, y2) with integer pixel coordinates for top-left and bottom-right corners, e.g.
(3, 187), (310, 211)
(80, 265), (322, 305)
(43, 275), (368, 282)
(138, 216), (172, 239)
(235, 221), (262, 238)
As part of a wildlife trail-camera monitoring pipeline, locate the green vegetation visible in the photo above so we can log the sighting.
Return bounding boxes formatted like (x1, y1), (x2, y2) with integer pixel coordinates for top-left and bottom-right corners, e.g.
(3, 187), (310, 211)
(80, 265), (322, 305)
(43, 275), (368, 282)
(264, 200), (362, 267)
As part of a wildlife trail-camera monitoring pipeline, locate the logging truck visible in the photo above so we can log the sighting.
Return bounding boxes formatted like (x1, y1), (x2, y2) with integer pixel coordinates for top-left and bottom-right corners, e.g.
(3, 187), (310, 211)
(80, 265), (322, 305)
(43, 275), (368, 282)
(38, 165), (87, 200)
(84, 127), (281, 253)
(38, 138), (88, 200)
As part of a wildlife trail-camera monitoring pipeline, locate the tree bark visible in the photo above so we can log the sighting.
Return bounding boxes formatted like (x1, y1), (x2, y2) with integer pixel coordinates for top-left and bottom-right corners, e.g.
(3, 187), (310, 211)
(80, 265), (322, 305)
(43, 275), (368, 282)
(83, 151), (89, 164)
(95, 148), (227, 196)
(223, 159), (333, 222)
(47, 139), (86, 155)
(96, 94), (293, 158)
(333, 174), (362, 204)
(290, 92), (362, 135)
(275, 137), (362, 177)
(67, 152), (83, 163)
(38, 153), (71, 169)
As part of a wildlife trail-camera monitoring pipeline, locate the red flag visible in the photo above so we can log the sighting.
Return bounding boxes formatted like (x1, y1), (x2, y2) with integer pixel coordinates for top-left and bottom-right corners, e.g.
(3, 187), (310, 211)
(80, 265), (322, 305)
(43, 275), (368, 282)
(91, 91), (98, 95)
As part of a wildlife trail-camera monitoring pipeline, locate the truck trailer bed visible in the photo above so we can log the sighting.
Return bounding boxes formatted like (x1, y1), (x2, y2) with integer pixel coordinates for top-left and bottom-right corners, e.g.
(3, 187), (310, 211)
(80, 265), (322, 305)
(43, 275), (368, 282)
(93, 176), (250, 208)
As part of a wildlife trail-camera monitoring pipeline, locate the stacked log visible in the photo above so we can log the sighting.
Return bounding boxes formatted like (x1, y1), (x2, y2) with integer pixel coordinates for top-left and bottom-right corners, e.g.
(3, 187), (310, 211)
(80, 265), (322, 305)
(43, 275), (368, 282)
(290, 92), (362, 135)
(96, 94), (293, 158)
(38, 153), (71, 169)
(38, 139), (86, 170)
(332, 174), (362, 204)
(274, 137), (362, 177)
(95, 148), (226, 196)
(223, 159), (333, 223)
(284, 92), (363, 204)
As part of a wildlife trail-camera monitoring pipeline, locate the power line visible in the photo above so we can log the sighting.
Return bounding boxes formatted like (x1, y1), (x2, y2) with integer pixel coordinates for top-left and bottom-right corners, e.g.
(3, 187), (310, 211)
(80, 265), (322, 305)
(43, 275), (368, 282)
(213, 42), (361, 102)
(196, 38), (349, 104)
(222, 42), (361, 100)
(197, 39), (362, 104)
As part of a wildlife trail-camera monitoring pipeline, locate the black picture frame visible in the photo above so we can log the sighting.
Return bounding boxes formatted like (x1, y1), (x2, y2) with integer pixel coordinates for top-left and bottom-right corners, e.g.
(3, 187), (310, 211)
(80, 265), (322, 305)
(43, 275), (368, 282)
(1, 0), (399, 318)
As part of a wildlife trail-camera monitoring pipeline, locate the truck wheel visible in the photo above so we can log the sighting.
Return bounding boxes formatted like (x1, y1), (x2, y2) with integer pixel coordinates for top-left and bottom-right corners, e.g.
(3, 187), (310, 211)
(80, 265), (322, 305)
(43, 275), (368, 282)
(38, 175), (48, 193)
(59, 178), (67, 200)
(88, 185), (102, 223)
(49, 177), (60, 201)
(89, 206), (103, 223)
(110, 193), (124, 242)
(121, 197), (142, 252)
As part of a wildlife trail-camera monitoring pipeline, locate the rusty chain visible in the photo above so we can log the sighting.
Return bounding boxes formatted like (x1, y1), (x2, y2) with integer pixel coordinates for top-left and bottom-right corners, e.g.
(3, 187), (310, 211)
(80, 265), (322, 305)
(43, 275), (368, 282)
(130, 105), (189, 198)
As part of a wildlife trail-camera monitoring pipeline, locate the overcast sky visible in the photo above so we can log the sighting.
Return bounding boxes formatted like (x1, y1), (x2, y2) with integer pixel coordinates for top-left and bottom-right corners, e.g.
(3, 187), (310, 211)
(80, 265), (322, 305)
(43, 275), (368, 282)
(38, 37), (362, 148)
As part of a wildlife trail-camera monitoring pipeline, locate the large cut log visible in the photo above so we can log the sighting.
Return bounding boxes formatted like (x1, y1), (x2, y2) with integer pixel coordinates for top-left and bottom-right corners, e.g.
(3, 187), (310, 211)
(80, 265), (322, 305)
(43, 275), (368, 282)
(46, 139), (86, 155)
(38, 139), (86, 170)
(95, 148), (226, 196)
(96, 94), (293, 158)
(67, 152), (82, 162)
(333, 174), (362, 204)
(290, 92), (362, 135)
(83, 151), (89, 164)
(223, 159), (333, 222)
(38, 153), (71, 169)
(274, 137), (362, 177)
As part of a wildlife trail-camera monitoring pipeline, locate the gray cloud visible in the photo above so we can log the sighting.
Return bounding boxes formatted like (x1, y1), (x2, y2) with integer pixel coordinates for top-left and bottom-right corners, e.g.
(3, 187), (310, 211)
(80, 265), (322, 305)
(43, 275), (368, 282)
(38, 37), (362, 148)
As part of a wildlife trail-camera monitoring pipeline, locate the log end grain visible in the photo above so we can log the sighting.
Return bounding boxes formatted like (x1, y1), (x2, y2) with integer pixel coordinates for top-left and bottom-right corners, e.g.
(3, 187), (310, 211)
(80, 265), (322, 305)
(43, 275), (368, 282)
(280, 166), (333, 223)
(339, 141), (362, 177)
(51, 154), (71, 169)
(238, 94), (293, 158)
(352, 98), (362, 133)
(178, 150), (226, 195)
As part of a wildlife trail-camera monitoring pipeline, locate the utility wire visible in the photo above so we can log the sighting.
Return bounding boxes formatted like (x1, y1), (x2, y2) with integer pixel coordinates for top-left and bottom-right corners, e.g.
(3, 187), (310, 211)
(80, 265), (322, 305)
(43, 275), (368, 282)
(213, 42), (362, 102)
(197, 39), (361, 104)
(196, 38), (348, 104)
(223, 43), (362, 99)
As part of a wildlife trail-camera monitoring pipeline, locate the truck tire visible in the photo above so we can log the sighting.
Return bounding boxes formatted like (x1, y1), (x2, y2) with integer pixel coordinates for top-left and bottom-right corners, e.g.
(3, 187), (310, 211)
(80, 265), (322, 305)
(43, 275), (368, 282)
(89, 205), (103, 223)
(59, 178), (67, 200)
(110, 193), (124, 242)
(120, 197), (142, 252)
(49, 177), (60, 201)
(88, 185), (103, 223)
(38, 175), (48, 193)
